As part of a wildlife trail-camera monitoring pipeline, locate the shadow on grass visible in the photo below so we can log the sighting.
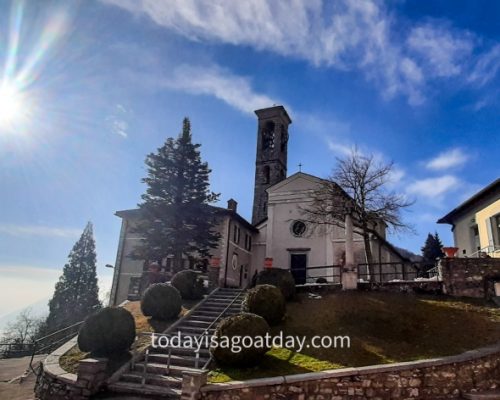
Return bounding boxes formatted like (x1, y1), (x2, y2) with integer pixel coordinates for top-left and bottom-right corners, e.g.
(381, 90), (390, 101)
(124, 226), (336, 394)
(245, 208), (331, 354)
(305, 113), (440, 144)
(209, 291), (500, 382)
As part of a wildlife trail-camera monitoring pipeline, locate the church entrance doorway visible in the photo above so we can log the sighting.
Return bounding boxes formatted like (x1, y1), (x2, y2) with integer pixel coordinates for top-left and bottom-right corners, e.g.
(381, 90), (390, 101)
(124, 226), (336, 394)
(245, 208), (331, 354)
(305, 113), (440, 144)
(290, 253), (307, 284)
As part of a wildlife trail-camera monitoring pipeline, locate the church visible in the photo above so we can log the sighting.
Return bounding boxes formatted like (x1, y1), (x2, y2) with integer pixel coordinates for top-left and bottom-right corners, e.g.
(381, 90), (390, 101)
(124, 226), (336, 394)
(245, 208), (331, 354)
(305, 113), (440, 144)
(109, 106), (408, 305)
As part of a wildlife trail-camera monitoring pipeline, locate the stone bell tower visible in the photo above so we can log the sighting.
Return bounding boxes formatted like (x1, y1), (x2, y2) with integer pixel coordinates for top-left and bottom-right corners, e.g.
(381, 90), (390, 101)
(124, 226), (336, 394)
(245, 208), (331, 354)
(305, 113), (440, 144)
(251, 105), (292, 225)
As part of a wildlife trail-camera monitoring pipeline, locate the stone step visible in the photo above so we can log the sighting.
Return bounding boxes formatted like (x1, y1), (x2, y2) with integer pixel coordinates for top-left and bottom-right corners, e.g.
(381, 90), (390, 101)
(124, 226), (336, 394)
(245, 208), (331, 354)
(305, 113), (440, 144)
(134, 362), (199, 377)
(462, 391), (500, 399)
(176, 326), (216, 333)
(108, 381), (181, 398)
(183, 315), (216, 322)
(120, 372), (182, 389)
(203, 301), (242, 307)
(150, 346), (210, 358)
(197, 306), (241, 312)
(181, 319), (212, 327)
(147, 353), (209, 368)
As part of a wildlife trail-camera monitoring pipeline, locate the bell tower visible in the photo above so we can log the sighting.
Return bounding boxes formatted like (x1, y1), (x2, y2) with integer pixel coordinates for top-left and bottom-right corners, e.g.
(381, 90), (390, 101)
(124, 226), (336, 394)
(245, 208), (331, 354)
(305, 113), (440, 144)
(251, 105), (292, 225)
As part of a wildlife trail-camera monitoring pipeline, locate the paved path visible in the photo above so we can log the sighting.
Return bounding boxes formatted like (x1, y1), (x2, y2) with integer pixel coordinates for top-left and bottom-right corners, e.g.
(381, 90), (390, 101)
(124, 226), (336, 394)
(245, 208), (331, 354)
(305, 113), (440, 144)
(0, 374), (37, 400)
(0, 355), (44, 382)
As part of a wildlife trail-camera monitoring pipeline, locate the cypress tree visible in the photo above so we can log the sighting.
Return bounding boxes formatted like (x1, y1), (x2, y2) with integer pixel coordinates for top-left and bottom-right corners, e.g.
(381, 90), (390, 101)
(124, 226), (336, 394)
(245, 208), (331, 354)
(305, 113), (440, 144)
(132, 118), (220, 271)
(421, 232), (444, 269)
(45, 222), (101, 332)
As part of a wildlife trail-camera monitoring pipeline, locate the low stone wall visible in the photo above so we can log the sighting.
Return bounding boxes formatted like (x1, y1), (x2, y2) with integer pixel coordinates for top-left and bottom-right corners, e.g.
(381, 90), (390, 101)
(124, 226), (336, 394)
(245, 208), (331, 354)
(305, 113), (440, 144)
(440, 257), (500, 298)
(200, 343), (500, 400)
(358, 280), (443, 294)
(35, 337), (109, 400)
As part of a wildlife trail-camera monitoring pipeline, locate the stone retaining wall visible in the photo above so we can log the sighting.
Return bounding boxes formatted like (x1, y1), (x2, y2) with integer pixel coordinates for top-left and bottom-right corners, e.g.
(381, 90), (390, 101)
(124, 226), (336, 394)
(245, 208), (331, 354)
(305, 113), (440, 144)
(35, 337), (109, 400)
(440, 257), (500, 298)
(200, 343), (500, 400)
(358, 280), (443, 294)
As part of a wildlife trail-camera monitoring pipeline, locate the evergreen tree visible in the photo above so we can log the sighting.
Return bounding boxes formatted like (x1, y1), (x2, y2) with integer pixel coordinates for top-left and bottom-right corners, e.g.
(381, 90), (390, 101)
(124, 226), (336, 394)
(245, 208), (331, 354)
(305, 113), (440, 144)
(132, 118), (220, 271)
(45, 222), (101, 332)
(421, 232), (444, 268)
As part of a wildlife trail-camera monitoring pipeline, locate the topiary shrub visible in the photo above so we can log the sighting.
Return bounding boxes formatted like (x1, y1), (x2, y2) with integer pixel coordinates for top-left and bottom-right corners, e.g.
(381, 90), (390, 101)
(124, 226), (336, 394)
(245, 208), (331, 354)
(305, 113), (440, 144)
(242, 285), (285, 325)
(141, 283), (182, 320)
(255, 268), (296, 300)
(210, 313), (270, 367)
(171, 270), (205, 300)
(78, 307), (135, 357)
(316, 277), (328, 284)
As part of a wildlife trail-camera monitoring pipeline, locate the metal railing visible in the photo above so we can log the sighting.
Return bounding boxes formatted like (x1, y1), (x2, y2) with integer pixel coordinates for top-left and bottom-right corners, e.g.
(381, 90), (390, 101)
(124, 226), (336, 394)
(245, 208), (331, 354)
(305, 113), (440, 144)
(290, 265), (342, 286)
(29, 321), (83, 372)
(136, 288), (244, 388)
(470, 245), (500, 258)
(0, 342), (34, 359)
(358, 262), (419, 283)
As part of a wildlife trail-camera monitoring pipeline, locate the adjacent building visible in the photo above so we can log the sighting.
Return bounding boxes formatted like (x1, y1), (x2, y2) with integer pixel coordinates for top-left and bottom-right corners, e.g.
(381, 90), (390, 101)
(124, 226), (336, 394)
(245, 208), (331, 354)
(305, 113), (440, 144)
(438, 178), (500, 258)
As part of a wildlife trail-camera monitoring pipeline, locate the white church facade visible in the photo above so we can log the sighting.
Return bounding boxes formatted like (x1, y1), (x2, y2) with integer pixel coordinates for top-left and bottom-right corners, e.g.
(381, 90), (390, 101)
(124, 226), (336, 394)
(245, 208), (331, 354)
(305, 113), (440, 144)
(109, 106), (408, 305)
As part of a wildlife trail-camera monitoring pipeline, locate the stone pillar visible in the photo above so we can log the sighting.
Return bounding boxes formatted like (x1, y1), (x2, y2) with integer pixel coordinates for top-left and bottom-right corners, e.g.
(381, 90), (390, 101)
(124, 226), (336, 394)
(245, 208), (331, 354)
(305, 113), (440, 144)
(75, 358), (108, 399)
(181, 370), (208, 400)
(342, 213), (358, 290)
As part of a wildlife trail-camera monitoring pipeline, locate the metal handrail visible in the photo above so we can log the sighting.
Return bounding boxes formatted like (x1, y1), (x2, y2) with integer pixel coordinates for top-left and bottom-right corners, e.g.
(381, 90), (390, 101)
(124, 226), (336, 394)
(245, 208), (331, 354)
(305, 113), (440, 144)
(470, 245), (500, 258)
(200, 290), (245, 370)
(149, 289), (245, 371)
(29, 320), (83, 373)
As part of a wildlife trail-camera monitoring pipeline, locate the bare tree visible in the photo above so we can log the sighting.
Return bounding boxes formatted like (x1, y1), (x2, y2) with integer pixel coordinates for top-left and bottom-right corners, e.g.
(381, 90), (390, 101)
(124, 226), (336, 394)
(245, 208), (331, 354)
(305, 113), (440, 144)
(301, 149), (413, 275)
(1, 308), (44, 346)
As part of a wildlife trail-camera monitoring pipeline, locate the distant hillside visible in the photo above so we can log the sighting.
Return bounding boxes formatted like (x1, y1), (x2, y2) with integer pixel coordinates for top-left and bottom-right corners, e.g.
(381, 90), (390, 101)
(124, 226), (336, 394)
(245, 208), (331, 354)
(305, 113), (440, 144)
(395, 247), (423, 262)
(0, 297), (49, 335)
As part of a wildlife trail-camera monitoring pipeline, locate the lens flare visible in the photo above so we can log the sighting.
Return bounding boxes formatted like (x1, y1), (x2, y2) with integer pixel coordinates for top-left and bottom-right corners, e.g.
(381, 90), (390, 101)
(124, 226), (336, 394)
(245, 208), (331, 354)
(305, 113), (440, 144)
(0, 82), (25, 126)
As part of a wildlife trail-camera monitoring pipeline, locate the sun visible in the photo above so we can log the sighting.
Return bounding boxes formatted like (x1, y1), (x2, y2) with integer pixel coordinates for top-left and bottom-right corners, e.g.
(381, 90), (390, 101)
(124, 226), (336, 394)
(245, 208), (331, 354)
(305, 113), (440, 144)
(0, 83), (25, 127)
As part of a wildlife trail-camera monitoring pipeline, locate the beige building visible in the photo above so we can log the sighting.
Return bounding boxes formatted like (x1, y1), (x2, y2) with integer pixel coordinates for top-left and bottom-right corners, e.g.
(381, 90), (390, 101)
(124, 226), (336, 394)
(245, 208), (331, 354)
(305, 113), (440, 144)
(438, 178), (500, 258)
(110, 105), (409, 305)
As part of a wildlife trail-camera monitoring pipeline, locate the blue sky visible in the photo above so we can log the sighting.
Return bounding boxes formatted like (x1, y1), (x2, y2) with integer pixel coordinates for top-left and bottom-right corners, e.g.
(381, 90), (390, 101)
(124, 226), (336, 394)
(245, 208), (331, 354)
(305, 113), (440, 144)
(0, 0), (499, 317)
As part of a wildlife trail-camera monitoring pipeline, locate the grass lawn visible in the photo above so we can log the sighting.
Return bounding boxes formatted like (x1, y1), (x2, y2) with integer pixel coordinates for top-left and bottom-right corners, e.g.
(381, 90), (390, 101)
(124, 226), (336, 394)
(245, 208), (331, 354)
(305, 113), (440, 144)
(208, 291), (500, 383)
(59, 300), (196, 374)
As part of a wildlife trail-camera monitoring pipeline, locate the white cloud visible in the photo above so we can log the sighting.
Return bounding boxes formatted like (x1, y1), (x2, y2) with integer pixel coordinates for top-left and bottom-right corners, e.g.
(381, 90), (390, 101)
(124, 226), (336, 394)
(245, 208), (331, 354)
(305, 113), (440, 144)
(163, 64), (279, 114)
(102, 0), (500, 105)
(105, 103), (130, 138)
(101, 0), (430, 105)
(0, 224), (81, 238)
(468, 44), (500, 87)
(326, 139), (353, 156)
(406, 175), (460, 199)
(425, 148), (469, 170)
(407, 23), (474, 77)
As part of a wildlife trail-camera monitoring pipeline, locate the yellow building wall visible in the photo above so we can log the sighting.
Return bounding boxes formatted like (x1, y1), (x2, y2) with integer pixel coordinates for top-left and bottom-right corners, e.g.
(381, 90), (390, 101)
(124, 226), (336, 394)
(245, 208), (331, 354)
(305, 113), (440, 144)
(476, 199), (500, 258)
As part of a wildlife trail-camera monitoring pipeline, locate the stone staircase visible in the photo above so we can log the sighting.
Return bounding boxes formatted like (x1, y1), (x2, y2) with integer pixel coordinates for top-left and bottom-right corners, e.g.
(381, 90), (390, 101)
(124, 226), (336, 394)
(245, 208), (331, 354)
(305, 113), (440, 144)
(106, 288), (244, 399)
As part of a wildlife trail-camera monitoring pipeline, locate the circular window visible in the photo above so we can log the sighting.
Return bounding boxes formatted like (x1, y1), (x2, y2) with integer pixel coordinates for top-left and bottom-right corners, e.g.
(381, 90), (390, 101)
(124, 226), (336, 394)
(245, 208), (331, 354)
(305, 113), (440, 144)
(231, 254), (238, 271)
(291, 220), (307, 237)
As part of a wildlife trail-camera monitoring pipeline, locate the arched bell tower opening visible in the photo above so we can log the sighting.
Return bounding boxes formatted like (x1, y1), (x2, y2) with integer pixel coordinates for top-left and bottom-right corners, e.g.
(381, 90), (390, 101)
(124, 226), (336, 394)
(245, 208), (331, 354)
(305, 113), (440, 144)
(251, 105), (292, 225)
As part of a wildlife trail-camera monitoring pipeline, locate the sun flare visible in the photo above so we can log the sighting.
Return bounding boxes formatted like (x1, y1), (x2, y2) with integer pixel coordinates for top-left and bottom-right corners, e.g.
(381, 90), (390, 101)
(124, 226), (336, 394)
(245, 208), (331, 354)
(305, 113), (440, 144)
(0, 83), (25, 126)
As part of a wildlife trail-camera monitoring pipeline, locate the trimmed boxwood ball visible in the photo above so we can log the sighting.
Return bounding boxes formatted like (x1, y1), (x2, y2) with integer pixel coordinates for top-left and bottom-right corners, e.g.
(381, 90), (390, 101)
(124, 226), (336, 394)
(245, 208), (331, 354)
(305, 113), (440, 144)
(141, 283), (182, 320)
(171, 270), (205, 300)
(255, 268), (296, 300)
(316, 277), (328, 284)
(210, 313), (270, 367)
(242, 284), (285, 325)
(78, 307), (135, 357)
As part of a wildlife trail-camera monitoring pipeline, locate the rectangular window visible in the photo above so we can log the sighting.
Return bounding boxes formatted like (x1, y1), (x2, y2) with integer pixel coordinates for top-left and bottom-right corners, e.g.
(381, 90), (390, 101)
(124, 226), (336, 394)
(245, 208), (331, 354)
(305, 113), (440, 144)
(233, 225), (240, 244)
(244, 234), (252, 251)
